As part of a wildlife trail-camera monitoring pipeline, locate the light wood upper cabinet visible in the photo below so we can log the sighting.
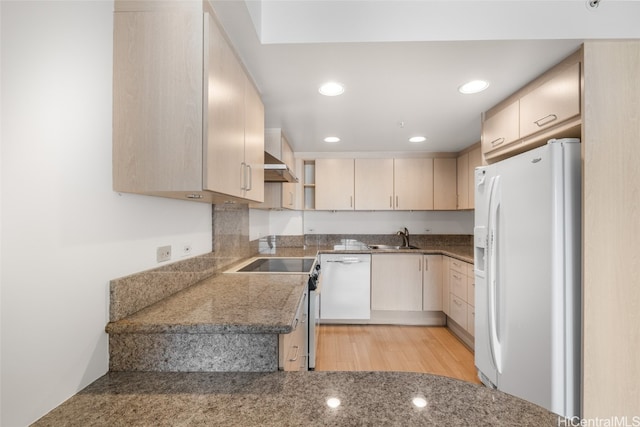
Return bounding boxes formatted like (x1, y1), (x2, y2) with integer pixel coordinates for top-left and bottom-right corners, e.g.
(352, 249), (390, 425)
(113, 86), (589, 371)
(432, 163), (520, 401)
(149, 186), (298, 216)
(467, 146), (482, 209)
(519, 62), (581, 139)
(456, 153), (469, 210)
(354, 158), (394, 210)
(433, 158), (457, 210)
(315, 159), (355, 210)
(371, 254), (424, 311)
(481, 50), (582, 164)
(394, 158), (434, 210)
(482, 101), (519, 157)
(112, 2), (264, 203)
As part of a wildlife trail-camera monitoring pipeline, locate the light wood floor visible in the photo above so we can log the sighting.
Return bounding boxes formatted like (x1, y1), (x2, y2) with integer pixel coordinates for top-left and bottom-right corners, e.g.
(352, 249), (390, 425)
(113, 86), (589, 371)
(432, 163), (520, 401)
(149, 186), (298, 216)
(315, 324), (481, 384)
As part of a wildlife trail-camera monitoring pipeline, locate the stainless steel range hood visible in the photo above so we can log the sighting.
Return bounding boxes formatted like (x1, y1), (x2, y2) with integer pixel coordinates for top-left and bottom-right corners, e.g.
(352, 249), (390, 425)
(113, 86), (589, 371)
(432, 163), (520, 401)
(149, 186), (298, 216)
(264, 152), (299, 183)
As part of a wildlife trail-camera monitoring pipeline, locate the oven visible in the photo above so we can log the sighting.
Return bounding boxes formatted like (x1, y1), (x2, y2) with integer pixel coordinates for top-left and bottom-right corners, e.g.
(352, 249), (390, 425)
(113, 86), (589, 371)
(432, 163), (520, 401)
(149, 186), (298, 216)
(226, 256), (320, 371)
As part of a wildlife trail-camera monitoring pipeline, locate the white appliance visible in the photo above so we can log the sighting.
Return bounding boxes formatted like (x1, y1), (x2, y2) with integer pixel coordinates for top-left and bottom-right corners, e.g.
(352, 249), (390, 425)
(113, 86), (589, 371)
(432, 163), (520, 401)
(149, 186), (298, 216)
(474, 138), (581, 418)
(319, 254), (371, 320)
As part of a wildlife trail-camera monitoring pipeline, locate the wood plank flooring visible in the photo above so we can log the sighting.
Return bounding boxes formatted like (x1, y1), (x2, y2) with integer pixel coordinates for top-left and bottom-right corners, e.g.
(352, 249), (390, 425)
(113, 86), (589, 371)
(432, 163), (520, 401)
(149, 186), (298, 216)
(315, 325), (481, 384)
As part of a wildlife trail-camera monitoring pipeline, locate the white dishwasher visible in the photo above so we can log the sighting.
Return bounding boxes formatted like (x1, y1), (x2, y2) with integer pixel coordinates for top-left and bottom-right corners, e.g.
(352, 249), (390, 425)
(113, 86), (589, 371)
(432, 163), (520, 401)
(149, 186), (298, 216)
(319, 253), (371, 320)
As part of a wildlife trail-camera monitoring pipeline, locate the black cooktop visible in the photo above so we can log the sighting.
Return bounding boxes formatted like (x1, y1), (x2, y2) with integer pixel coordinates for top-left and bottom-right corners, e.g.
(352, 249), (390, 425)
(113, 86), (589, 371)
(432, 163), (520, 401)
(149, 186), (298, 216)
(237, 258), (314, 273)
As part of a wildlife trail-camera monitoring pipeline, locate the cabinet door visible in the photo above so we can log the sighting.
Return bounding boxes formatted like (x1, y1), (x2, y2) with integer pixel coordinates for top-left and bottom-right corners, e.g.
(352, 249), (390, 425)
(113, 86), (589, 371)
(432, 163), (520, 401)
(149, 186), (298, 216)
(456, 153), (469, 210)
(204, 13), (246, 198)
(394, 158), (434, 210)
(315, 159), (355, 210)
(243, 76), (265, 202)
(449, 268), (467, 302)
(449, 294), (467, 328)
(482, 100), (519, 157)
(467, 146), (482, 209)
(442, 256), (451, 315)
(433, 158), (457, 210)
(113, 10), (204, 193)
(371, 254), (423, 311)
(520, 62), (580, 139)
(423, 255), (443, 311)
(354, 158), (394, 210)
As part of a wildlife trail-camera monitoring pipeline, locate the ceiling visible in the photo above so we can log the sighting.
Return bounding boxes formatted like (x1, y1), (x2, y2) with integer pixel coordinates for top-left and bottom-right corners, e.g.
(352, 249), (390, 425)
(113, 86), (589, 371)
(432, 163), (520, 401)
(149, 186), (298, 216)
(210, 1), (640, 154)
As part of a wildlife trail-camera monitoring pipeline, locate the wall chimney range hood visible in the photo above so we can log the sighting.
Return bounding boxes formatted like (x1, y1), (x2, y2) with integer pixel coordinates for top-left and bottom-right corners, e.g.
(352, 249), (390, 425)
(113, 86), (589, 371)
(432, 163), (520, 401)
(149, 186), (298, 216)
(264, 152), (299, 183)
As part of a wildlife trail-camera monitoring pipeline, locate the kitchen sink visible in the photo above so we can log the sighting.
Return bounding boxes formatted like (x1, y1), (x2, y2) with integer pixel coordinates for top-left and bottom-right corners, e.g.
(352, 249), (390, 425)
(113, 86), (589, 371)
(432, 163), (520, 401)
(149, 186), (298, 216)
(367, 244), (421, 250)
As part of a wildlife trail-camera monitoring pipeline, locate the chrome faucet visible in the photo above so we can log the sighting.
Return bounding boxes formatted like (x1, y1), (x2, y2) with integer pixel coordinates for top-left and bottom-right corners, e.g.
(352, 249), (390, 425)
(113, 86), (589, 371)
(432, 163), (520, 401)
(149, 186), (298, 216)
(397, 227), (410, 248)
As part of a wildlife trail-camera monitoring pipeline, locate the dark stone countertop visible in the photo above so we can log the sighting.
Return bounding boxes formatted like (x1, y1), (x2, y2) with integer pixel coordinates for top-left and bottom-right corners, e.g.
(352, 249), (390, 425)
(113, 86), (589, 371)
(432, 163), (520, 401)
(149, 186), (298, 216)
(32, 371), (559, 426)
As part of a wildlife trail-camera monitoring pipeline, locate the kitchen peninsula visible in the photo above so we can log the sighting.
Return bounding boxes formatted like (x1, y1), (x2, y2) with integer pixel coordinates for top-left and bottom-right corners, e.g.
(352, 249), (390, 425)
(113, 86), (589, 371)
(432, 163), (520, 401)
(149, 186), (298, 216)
(30, 234), (563, 424)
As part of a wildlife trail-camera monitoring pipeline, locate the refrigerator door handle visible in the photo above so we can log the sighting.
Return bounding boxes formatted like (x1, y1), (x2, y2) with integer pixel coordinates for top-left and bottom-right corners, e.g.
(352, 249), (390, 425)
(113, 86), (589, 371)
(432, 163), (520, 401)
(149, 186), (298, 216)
(488, 175), (503, 374)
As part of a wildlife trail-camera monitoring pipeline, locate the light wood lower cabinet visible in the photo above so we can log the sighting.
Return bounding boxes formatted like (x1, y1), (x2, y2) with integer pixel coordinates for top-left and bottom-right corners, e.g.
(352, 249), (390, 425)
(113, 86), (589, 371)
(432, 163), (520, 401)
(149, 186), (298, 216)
(447, 257), (475, 338)
(279, 291), (307, 371)
(423, 255), (443, 311)
(371, 254), (424, 311)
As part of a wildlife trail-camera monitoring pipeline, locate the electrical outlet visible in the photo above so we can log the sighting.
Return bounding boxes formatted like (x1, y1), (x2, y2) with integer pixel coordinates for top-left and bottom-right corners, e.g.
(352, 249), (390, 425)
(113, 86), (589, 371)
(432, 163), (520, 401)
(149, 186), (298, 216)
(156, 245), (171, 263)
(182, 244), (192, 257)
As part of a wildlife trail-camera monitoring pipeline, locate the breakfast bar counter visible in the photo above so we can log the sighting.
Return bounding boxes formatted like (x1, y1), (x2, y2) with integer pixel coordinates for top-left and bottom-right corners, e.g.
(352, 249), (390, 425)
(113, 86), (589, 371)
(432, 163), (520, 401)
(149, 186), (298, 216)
(33, 370), (559, 426)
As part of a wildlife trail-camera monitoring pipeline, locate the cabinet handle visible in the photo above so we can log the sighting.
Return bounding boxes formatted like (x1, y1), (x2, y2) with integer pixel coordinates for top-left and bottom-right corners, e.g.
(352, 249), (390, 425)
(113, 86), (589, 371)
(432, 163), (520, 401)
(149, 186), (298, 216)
(490, 137), (505, 147)
(424, 257), (428, 271)
(289, 191), (294, 206)
(452, 274), (461, 280)
(395, 195), (399, 208)
(389, 196), (393, 208)
(419, 258), (422, 272)
(453, 299), (462, 307)
(240, 162), (247, 191)
(350, 196), (353, 208)
(289, 345), (300, 362)
(246, 165), (253, 191)
(534, 114), (558, 127)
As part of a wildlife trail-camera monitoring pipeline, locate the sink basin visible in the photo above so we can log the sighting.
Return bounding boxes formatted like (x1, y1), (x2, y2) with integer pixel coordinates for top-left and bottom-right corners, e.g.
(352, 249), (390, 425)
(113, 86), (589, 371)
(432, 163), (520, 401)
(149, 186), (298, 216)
(368, 244), (421, 250)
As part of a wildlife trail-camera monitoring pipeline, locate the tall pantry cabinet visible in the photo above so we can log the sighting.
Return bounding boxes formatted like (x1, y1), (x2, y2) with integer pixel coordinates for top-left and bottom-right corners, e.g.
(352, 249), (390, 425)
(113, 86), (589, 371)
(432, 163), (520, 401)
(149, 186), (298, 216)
(112, 1), (264, 203)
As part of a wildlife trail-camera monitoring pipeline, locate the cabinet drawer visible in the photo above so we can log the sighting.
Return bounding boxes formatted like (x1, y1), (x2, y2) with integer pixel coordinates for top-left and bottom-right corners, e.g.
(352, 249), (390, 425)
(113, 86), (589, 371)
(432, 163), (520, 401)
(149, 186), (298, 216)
(466, 263), (474, 278)
(450, 258), (466, 274)
(467, 275), (475, 306)
(282, 325), (305, 371)
(519, 62), (580, 139)
(450, 269), (467, 301)
(449, 295), (467, 328)
(466, 305), (475, 337)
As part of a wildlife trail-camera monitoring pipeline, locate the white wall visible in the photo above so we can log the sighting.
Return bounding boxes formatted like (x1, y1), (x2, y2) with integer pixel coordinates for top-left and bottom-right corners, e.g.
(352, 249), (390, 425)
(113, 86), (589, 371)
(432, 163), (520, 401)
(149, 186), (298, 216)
(0, 2), (213, 425)
(259, 209), (474, 236)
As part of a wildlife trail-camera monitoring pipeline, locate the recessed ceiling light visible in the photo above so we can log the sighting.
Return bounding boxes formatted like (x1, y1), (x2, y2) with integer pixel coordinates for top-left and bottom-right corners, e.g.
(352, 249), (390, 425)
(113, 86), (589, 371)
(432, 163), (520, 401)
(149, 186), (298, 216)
(409, 136), (427, 143)
(319, 82), (345, 96)
(324, 136), (341, 143)
(458, 80), (490, 94)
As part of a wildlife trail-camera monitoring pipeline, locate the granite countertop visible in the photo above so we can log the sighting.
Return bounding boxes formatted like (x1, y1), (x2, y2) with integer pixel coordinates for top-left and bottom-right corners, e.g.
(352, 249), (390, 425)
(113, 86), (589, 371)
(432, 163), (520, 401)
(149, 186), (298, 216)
(106, 273), (307, 335)
(106, 242), (472, 336)
(259, 244), (474, 264)
(33, 371), (559, 426)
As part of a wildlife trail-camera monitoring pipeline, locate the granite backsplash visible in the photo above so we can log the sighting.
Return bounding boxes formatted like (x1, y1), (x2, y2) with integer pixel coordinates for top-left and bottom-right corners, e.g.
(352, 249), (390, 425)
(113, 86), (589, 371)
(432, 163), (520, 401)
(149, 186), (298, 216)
(110, 203), (472, 321)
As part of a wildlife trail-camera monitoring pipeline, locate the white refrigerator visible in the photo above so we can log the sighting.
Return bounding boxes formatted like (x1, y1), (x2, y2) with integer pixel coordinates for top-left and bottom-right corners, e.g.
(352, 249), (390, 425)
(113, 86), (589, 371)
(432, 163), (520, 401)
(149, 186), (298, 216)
(474, 138), (581, 418)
